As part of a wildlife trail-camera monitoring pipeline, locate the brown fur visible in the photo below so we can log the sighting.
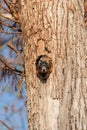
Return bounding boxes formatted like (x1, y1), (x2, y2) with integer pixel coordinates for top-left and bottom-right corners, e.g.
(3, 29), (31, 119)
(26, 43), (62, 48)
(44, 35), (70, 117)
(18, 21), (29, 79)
(36, 55), (52, 83)
(84, 0), (87, 26)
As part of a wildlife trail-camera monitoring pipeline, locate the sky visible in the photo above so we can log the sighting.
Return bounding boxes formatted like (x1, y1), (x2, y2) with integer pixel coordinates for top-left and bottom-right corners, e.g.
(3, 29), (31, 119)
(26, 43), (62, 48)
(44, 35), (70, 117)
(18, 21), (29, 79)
(0, 91), (28, 130)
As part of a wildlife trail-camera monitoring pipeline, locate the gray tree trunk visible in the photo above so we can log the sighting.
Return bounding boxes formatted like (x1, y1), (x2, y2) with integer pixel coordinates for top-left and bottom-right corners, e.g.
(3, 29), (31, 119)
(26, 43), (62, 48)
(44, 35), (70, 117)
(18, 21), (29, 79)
(21, 0), (87, 130)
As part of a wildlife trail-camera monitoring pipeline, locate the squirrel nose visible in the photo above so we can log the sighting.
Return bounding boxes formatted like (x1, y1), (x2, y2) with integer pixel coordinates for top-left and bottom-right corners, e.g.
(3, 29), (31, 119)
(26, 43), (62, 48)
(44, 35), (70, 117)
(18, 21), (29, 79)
(42, 67), (46, 72)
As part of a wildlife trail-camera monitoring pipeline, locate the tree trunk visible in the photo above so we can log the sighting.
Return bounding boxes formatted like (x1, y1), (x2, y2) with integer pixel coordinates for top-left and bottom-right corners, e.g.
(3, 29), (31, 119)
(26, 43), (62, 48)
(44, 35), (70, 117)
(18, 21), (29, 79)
(21, 0), (87, 130)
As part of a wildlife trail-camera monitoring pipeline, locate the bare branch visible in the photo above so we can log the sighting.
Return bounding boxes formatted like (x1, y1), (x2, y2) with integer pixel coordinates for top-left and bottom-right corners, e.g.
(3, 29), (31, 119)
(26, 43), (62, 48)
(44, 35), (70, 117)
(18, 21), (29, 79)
(3, 0), (19, 20)
(0, 54), (15, 71)
(0, 54), (23, 75)
(0, 31), (22, 34)
(0, 4), (10, 13)
(0, 21), (18, 31)
(7, 41), (24, 62)
(0, 13), (20, 24)
(0, 120), (14, 130)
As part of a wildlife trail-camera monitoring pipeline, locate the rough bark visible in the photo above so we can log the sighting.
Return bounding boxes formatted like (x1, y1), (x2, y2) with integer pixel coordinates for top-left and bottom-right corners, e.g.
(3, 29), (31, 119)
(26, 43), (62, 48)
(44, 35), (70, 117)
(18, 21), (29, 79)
(21, 0), (87, 130)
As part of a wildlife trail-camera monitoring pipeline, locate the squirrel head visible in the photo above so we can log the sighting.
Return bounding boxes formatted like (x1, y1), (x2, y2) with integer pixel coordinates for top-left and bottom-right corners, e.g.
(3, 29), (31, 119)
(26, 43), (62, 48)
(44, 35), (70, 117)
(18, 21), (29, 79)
(36, 55), (52, 83)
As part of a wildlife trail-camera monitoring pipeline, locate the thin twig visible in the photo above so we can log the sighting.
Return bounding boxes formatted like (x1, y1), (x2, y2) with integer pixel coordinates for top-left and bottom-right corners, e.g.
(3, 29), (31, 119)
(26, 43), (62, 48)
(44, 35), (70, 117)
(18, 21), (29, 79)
(0, 54), (23, 75)
(0, 13), (20, 24)
(3, 0), (18, 20)
(0, 120), (14, 130)
(0, 31), (22, 34)
(0, 54), (15, 70)
(7, 41), (24, 62)
(0, 4), (10, 13)
(0, 21), (18, 31)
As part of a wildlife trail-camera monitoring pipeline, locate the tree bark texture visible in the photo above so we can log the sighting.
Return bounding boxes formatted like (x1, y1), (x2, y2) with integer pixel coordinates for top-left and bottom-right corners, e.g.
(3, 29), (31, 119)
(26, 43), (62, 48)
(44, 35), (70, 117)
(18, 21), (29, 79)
(21, 0), (87, 130)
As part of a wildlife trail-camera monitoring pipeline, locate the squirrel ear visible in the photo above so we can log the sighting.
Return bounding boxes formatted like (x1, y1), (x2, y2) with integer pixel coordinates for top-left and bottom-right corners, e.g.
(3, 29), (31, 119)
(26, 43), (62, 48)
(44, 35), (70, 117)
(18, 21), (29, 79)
(36, 55), (42, 65)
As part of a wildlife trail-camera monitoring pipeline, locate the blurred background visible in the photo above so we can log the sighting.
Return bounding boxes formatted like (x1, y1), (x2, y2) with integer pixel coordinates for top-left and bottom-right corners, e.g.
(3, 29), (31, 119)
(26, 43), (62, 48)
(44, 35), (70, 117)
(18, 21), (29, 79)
(0, 0), (28, 129)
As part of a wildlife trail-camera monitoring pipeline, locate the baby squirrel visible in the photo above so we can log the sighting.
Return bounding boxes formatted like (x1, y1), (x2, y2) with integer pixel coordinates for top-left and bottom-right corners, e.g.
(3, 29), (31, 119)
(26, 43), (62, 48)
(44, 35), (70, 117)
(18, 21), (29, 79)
(36, 55), (53, 83)
(84, 0), (87, 26)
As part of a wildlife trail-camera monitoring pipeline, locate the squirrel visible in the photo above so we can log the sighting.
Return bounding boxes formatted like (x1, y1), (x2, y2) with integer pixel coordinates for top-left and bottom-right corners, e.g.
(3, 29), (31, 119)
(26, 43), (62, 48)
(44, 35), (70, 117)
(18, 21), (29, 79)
(36, 55), (53, 83)
(84, 0), (87, 26)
